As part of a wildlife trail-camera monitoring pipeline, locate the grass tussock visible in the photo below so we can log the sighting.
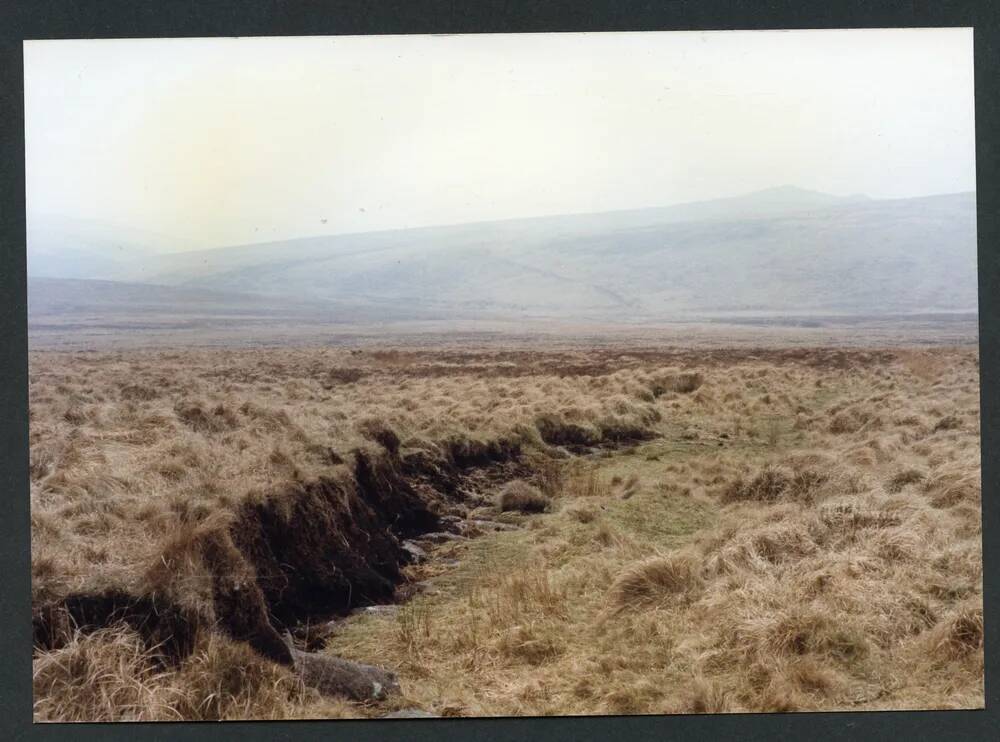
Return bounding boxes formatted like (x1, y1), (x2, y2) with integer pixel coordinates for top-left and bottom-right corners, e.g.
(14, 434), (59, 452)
(721, 465), (827, 504)
(499, 481), (551, 513)
(32, 627), (351, 721)
(649, 372), (704, 396)
(607, 553), (702, 612)
(925, 602), (983, 661)
(885, 468), (925, 493)
(33, 627), (171, 722)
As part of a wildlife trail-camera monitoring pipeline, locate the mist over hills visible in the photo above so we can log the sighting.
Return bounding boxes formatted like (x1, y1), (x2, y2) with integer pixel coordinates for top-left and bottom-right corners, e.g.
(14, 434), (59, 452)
(26, 214), (206, 280)
(27, 186), (978, 330)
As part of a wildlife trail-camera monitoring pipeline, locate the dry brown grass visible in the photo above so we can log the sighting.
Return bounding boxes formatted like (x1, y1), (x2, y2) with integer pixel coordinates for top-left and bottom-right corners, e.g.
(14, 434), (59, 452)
(499, 481), (551, 513)
(32, 627), (355, 722)
(607, 552), (703, 612)
(320, 346), (982, 716)
(29, 344), (982, 718)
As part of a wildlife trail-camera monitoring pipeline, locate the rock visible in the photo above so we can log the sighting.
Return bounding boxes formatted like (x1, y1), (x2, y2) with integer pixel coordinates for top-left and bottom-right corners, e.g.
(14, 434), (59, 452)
(393, 582), (422, 601)
(402, 540), (428, 563)
(283, 633), (400, 701)
(358, 604), (399, 619)
(417, 531), (467, 545)
(457, 522), (484, 538)
(439, 514), (465, 534)
(382, 708), (439, 719)
(469, 519), (519, 532)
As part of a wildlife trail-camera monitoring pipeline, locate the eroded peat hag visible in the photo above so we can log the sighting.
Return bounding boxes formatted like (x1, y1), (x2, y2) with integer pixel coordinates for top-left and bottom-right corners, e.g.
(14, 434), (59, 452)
(31, 430), (548, 712)
(29, 345), (982, 719)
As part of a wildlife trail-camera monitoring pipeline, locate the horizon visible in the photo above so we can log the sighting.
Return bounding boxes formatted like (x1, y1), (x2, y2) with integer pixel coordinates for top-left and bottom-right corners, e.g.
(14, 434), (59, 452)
(24, 29), (976, 252)
(28, 183), (976, 257)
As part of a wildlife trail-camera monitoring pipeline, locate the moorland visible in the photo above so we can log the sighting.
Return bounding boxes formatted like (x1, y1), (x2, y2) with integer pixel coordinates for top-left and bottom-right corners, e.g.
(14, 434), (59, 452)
(29, 341), (983, 720)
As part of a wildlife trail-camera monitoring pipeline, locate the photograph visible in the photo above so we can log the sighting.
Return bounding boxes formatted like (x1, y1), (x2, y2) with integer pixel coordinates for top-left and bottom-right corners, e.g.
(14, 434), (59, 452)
(24, 29), (982, 721)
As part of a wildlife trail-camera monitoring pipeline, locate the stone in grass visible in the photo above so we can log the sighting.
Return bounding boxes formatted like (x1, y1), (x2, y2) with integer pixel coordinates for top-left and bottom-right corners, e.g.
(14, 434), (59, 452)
(418, 531), (468, 545)
(402, 539), (428, 563)
(359, 604), (400, 619)
(283, 632), (400, 701)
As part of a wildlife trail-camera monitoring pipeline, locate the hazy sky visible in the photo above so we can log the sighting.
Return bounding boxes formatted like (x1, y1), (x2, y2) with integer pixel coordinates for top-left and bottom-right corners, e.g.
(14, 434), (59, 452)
(24, 29), (975, 250)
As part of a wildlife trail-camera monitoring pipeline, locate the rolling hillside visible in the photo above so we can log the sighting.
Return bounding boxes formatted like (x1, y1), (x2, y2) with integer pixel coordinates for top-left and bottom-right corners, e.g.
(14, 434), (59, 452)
(27, 187), (978, 325)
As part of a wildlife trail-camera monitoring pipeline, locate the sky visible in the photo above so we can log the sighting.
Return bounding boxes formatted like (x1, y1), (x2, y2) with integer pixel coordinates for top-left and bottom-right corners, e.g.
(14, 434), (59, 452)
(24, 29), (976, 251)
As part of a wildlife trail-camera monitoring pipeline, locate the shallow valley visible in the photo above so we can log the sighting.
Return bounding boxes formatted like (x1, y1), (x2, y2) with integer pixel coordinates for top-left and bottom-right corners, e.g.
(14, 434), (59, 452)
(29, 344), (983, 719)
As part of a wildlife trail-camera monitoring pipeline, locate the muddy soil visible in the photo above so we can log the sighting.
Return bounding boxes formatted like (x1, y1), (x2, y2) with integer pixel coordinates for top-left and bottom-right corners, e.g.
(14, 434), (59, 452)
(31, 434), (535, 671)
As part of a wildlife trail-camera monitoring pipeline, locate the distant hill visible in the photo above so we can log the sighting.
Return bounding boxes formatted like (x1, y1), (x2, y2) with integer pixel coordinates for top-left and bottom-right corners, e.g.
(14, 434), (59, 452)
(27, 277), (443, 327)
(27, 187), (978, 325)
(25, 214), (205, 280)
